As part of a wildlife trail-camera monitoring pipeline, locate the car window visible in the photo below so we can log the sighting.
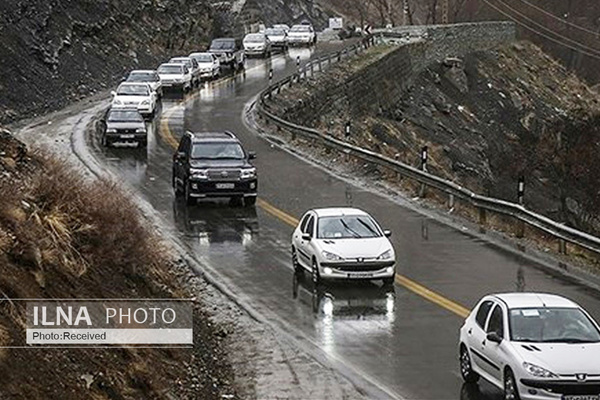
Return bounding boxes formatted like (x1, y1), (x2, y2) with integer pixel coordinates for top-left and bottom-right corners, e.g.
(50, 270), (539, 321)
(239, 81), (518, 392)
(158, 65), (183, 74)
(486, 305), (504, 337)
(299, 214), (310, 232)
(108, 110), (143, 122)
(316, 215), (381, 239)
(116, 85), (149, 96)
(475, 300), (494, 329)
(305, 216), (315, 237)
(510, 307), (600, 343)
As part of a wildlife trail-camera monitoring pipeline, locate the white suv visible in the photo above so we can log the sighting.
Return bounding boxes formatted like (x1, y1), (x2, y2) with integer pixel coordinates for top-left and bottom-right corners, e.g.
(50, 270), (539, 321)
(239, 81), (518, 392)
(459, 293), (600, 400)
(291, 208), (395, 285)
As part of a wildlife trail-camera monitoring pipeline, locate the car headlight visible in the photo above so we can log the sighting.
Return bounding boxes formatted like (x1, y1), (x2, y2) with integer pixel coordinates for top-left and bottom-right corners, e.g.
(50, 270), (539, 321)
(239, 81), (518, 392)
(190, 168), (208, 179)
(523, 362), (558, 378)
(377, 250), (394, 260)
(136, 128), (146, 133)
(241, 168), (256, 179)
(140, 100), (149, 105)
(322, 251), (343, 261)
(106, 128), (117, 133)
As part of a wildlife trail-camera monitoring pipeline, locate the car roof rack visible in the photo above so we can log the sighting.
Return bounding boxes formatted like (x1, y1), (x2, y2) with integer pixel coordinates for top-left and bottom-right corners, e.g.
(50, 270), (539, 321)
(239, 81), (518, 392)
(187, 131), (238, 140)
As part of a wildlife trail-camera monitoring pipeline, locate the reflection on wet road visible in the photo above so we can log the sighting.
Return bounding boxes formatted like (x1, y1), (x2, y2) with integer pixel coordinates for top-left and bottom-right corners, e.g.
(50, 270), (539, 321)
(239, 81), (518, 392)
(89, 45), (600, 399)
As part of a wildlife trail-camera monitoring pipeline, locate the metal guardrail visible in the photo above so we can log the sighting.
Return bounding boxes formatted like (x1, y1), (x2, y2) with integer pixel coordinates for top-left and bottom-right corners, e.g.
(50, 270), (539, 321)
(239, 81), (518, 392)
(255, 35), (600, 256)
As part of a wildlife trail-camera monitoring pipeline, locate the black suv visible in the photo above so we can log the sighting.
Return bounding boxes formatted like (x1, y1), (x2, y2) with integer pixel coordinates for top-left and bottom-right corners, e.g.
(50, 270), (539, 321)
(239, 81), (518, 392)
(172, 131), (257, 206)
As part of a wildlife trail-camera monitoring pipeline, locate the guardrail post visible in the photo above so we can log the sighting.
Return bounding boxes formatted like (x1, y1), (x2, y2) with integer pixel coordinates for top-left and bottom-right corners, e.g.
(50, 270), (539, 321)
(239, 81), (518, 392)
(345, 121), (351, 138)
(448, 194), (455, 210)
(328, 54), (332, 67)
(310, 62), (314, 77)
(296, 56), (300, 69)
(337, 52), (341, 62)
(318, 57), (322, 72)
(269, 68), (273, 82)
(421, 219), (429, 240)
(517, 176), (525, 206)
(559, 239), (568, 255)
(478, 208), (487, 230)
(419, 146), (428, 197)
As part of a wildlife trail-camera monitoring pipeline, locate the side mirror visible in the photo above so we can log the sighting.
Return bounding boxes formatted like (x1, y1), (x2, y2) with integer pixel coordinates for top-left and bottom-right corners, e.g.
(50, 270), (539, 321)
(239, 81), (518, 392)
(174, 151), (186, 161)
(301, 233), (311, 241)
(248, 151), (256, 160)
(487, 332), (503, 344)
(383, 229), (392, 238)
(111, 91), (116, 97)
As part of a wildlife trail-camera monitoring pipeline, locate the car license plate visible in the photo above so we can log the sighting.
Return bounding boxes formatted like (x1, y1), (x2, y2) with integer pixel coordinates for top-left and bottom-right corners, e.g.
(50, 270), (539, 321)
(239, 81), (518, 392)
(120, 134), (135, 139)
(216, 183), (235, 189)
(348, 273), (373, 278)
(563, 396), (600, 400)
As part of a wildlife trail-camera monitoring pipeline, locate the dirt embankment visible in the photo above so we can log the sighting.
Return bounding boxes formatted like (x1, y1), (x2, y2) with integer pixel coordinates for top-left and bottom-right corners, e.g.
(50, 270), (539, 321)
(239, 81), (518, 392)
(268, 40), (600, 237)
(0, 0), (216, 125)
(0, 129), (239, 399)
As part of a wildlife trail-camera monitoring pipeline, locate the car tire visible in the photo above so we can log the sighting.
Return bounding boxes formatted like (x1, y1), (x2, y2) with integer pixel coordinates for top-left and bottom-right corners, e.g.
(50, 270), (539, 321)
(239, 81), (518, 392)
(138, 138), (147, 148)
(173, 175), (183, 197)
(244, 196), (256, 207)
(184, 180), (194, 206)
(459, 346), (480, 384)
(504, 369), (520, 400)
(383, 276), (395, 286)
(101, 134), (108, 147)
(311, 258), (320, 286)
(292, 248), (302, 274)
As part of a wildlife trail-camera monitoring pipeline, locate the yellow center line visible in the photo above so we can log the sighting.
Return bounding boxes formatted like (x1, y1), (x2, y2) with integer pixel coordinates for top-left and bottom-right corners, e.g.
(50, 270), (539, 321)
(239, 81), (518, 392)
(159, 61), (470, 320)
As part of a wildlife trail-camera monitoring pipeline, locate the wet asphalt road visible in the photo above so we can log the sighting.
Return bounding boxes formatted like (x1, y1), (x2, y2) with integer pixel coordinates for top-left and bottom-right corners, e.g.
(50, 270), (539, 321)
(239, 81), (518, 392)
(90, 45), (600, 399)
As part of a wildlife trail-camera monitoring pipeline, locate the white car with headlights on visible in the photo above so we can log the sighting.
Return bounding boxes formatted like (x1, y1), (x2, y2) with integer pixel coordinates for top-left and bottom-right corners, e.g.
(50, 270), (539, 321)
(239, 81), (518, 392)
(459, 293), (600, 400)
(291, 208), (395, 285)
(157, 63), (192, 93)
(111, 82), (157, 118)
(242, 33), (272, 58)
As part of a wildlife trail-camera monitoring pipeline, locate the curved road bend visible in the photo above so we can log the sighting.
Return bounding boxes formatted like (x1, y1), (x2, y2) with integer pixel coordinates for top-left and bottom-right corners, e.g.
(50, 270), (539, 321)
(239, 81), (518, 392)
(89, 45), (600, 399)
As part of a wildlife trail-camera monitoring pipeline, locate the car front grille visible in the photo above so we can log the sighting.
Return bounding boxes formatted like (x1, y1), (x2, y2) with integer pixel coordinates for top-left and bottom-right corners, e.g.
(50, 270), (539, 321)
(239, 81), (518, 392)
(116, 128), (137, 134)
(326, 261), (394, 272)
(521, 379), (600, 395)
(207, 169), (241, 181)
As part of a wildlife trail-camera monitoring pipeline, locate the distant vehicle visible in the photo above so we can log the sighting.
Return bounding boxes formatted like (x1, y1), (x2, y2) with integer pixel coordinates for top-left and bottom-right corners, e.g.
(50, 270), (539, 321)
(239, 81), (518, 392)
(288, 24), (316, 46)
(208, 38), (245, 71)
(300, 19), (312, 26)
(125, 70), (163, 97)
(273, 24), (290, 34)
(291, 208), (396, 285)
(157, 63), (192, 93)
(189, 52), (221, 80)
(101, 108), (147, 147)
(110, 82), (157, 118)
(264, 28), (288, 50)
(172, 131), (258, 206)
(242, 33), (272, 58)
(459, 293), (600, 400)
(169, 56), (201, 86)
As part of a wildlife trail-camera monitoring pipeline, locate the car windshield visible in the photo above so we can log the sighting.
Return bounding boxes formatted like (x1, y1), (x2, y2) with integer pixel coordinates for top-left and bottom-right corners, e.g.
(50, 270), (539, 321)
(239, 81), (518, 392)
(107, 110), (143, 122)
(158, 65), (183, 74)
(191, 54), (213, 62)
(210, 40), (235, 50)
(317, 216), (381, 239)
(244, 34), (264, 43)
(170, 58), (191, 67)
(116, 85), (149, 96)
(290, 26), (310, 32)
(510, 307), (600, 343)
(127, 72), (155, 82)
(191, 142), (245, 160)
(265, 29), (284, 36)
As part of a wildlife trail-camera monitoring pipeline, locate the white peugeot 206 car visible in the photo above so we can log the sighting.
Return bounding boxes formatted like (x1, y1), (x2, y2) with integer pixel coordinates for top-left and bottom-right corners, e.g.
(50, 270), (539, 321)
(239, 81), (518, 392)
(291, 208), (396, 285)
(111, 82), (157, 118)
(459, 293), (600, 400)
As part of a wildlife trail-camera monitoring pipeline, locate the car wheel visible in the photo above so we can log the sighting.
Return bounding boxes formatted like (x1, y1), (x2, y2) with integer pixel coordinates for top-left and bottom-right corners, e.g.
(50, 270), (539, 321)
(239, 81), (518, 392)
(184, 180), (194, 206)
(504, 369), (520, 400)
(383, 276), (395, 286)
(101, 134), (108, 147)
(292, 248), (302, 274)
(244, 196), (256, 207)
(138, 138), (147, 148)
(459, 346), (479, 384)
(311, 258), (320, 285)
(173, 175), (183, 197)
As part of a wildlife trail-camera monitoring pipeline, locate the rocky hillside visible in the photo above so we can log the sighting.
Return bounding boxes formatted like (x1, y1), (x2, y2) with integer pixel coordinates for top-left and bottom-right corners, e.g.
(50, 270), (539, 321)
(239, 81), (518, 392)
(0, 0), (216, 124)
(269, 40), (600, 237)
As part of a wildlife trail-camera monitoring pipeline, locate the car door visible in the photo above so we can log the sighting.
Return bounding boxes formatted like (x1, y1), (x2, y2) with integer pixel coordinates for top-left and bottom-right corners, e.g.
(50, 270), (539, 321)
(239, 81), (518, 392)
(293, 213), (311, 268)
(481, 304), (508, 386)
(466, 300), (495, 375)
(297, 214), (315, 268)
(173, 136), (190, 187)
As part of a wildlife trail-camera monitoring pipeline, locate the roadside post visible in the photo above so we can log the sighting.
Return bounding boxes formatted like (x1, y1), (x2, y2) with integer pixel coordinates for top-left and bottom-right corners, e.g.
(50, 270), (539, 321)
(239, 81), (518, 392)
(419, 146), (428, 197)
(517, 176), (525, 238)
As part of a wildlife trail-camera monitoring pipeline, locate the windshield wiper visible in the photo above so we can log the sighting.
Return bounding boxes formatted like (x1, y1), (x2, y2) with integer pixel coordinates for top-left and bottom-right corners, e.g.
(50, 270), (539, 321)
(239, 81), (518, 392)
(356, 218), (379, 237)
(340, 219), (361, 238)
